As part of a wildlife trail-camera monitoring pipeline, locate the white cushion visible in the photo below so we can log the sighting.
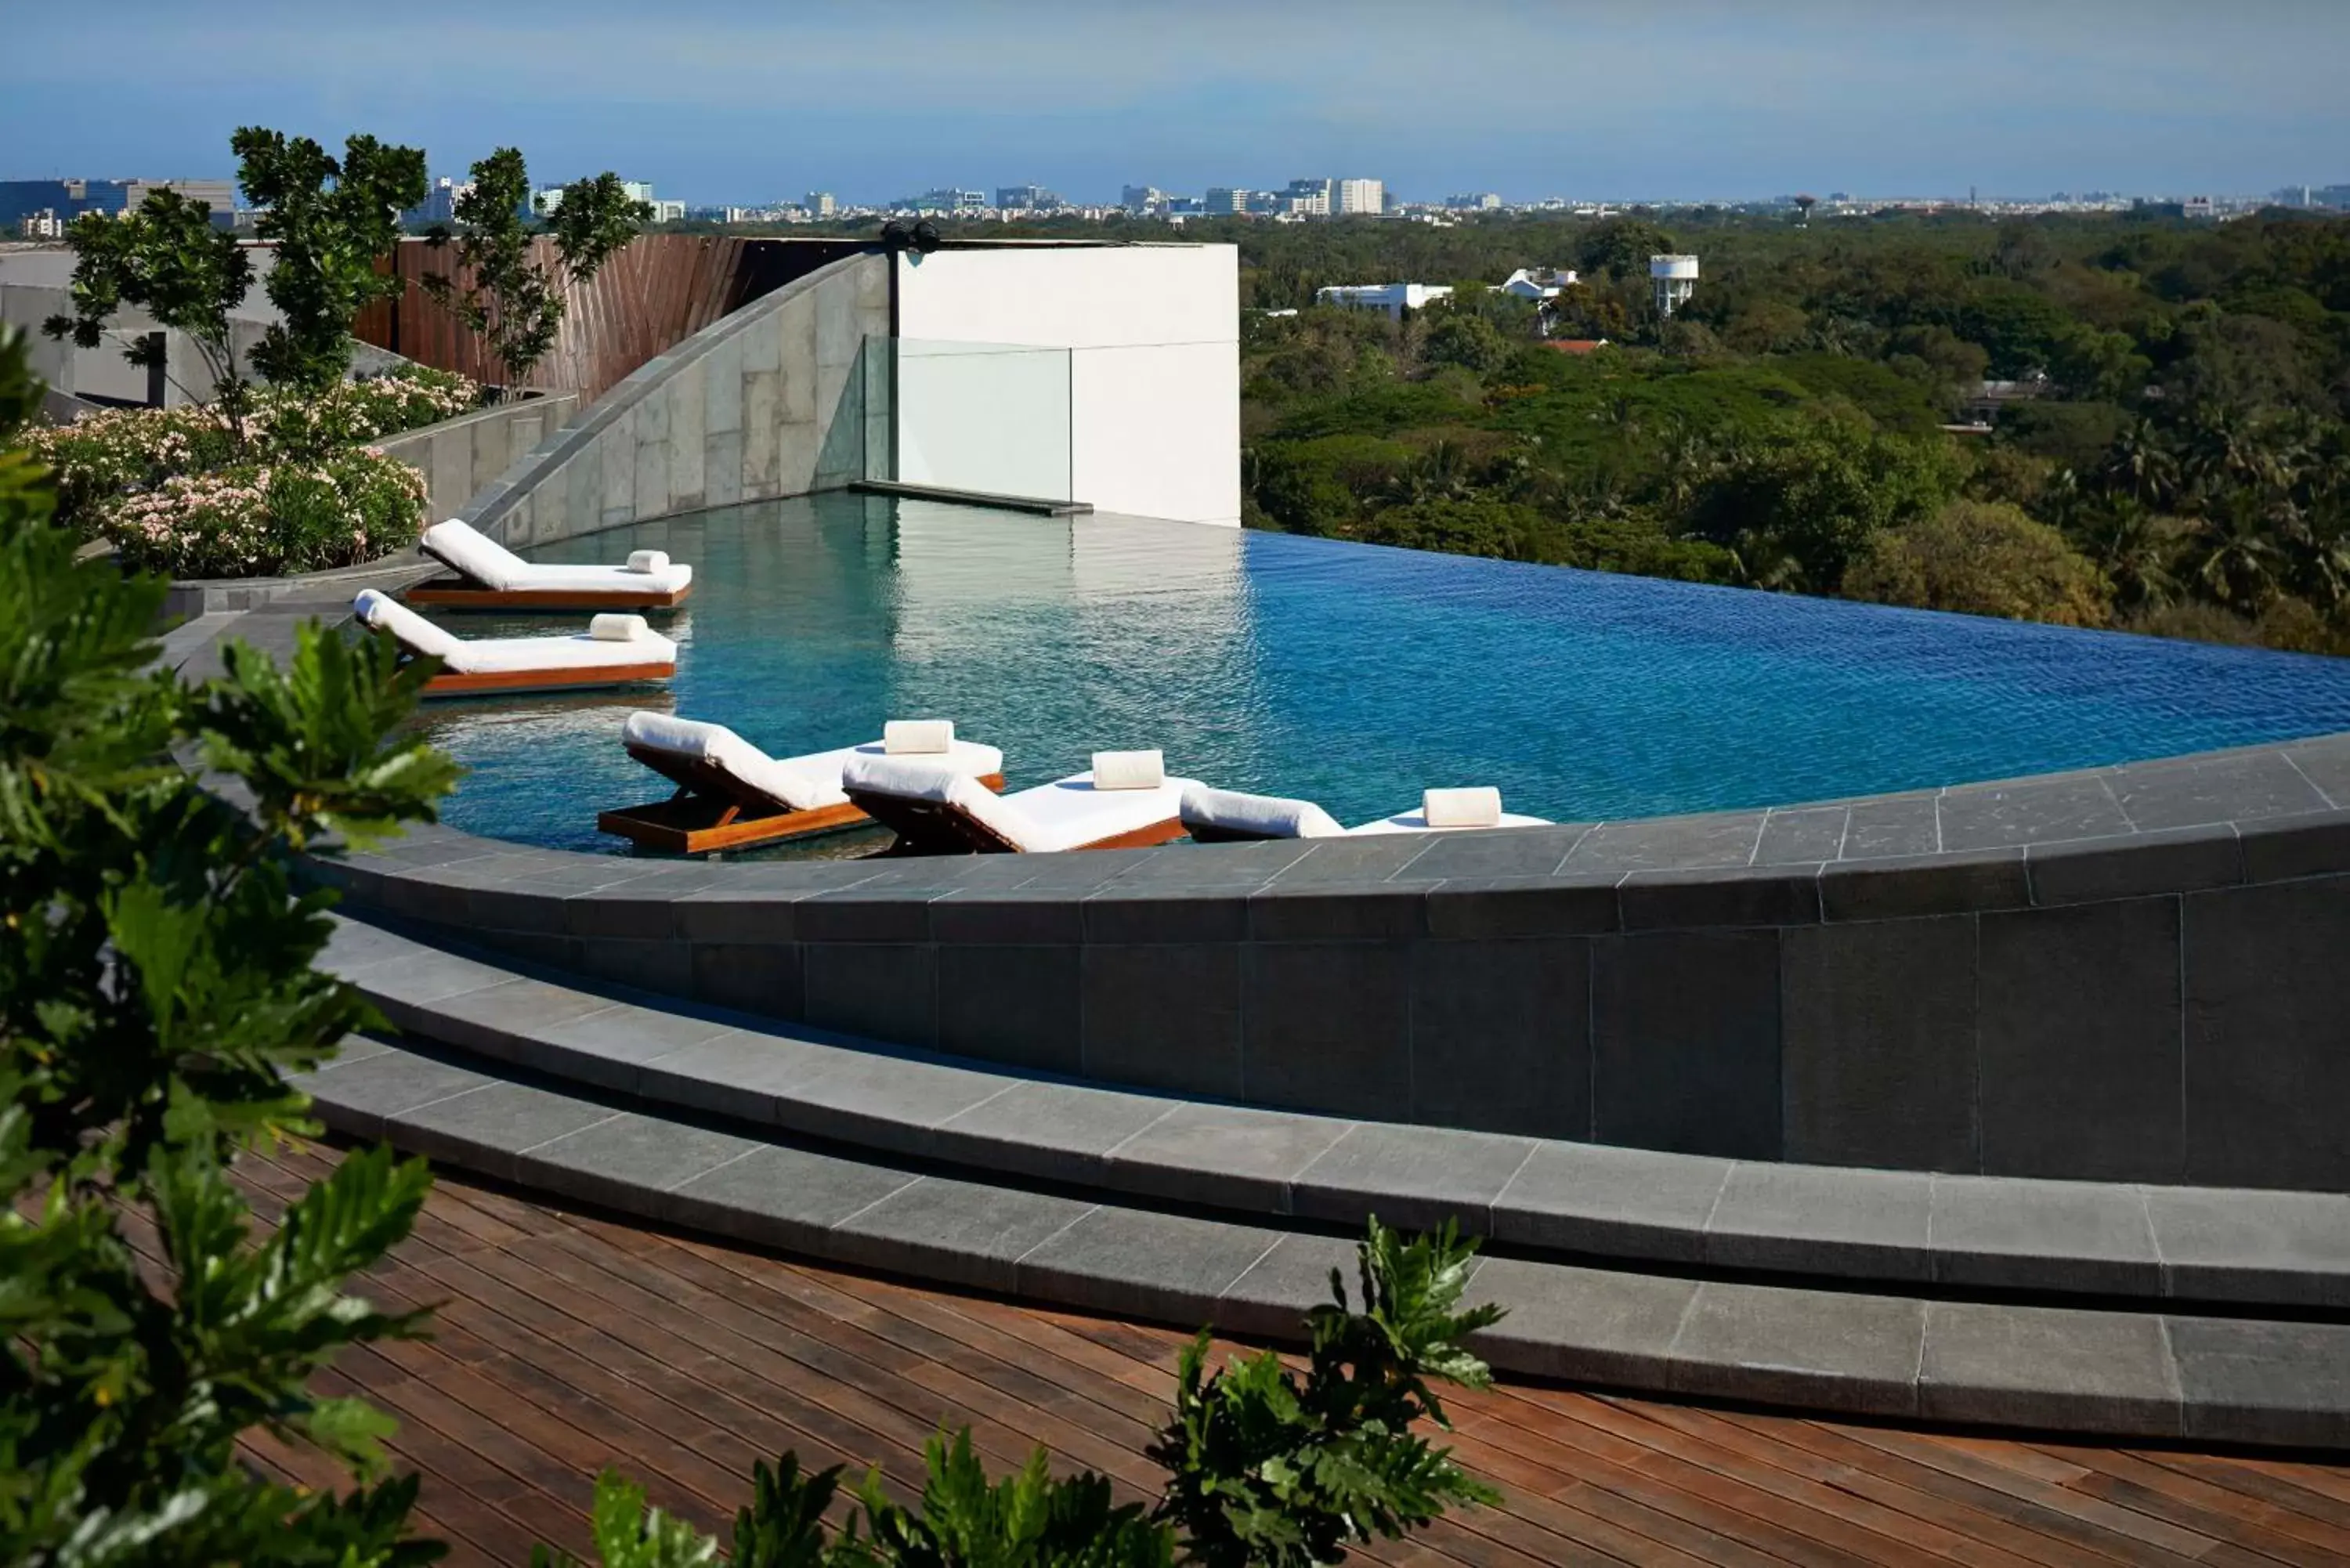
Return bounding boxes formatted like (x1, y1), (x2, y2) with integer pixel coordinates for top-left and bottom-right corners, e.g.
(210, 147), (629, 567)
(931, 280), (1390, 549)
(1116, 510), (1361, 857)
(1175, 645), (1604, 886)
(422, 518), (694, 595)
(1091, 750), (1165, 790)
(844, 757), (1192, 853)
(885, 718), (954, 754)
(1179, 784), (1346, 840)
(354, 588), (458, 659)
(588, 613), (651, 642)
(357, 588), (674, 674)
(1423, 786), (1502, 829)
(625, 549), (670, 574)
(626, 712), (1000, 812)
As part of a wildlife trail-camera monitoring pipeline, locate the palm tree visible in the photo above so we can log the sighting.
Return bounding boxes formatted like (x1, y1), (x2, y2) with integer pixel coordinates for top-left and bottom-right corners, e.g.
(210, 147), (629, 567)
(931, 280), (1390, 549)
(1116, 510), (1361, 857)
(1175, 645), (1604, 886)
(2183, 491), (2287, 609)
(2074, 499), (2179, 613)
(2100, 420), (2178, 509)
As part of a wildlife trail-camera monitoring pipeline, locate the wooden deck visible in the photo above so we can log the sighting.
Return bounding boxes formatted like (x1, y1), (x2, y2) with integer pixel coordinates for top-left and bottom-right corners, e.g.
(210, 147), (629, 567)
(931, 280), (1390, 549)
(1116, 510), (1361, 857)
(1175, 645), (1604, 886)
(211, 1143), (2350, 1568)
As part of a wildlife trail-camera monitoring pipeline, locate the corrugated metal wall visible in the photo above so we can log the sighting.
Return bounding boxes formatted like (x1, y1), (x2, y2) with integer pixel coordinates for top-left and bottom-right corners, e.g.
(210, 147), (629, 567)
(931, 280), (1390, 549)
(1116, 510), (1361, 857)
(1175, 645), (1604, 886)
(354, 235), (872, 404)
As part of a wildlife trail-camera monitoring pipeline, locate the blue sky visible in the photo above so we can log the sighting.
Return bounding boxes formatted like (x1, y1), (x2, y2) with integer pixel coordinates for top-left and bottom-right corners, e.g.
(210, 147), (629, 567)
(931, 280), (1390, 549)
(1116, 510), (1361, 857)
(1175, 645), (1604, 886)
(5, 0), (2345, 204)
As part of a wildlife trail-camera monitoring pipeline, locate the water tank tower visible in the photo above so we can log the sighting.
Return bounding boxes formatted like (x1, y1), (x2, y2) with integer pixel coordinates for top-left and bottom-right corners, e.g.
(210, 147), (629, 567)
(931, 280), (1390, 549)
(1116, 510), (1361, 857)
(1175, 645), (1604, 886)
(1650, 254), (1699, 317)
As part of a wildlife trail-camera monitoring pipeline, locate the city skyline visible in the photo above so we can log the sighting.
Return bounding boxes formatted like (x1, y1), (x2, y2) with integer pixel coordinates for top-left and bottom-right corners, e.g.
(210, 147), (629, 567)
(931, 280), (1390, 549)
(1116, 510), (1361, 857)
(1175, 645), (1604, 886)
(3, 0), (2345, 209)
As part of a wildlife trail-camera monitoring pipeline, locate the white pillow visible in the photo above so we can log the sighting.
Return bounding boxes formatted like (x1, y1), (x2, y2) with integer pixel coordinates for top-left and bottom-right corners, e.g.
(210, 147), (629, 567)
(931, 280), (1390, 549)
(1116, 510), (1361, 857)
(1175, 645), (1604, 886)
(884, 718), (955, 754)
(625, 549), (670, 574)
(1092, 750), (1166, 790)
(588, 613), (650, 642)
(1423, 786), (1502, 829)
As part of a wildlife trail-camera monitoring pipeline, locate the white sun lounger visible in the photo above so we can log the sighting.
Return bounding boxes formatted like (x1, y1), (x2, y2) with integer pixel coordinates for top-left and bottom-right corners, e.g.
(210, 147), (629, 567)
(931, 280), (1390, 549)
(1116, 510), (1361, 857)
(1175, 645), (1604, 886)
(599, 712), (1008, 853)
(352, 588), (677, 696)
(1180, 783), (1550, 841)
(841, 749), (1198, 854)
(407, 518), (694, 609)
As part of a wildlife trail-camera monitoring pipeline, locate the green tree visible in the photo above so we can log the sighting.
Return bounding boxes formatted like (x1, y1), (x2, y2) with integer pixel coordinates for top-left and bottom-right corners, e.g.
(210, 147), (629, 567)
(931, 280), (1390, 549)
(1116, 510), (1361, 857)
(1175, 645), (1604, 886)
(41, 190), (258, 449)
(422, 152), (649, 392)
(1421, 308), (1513, 376)
(564, 1219), (1502, 1568)
(233, 128), (429, 391)
(0, 323), (462, 1566)
(1845, 498), (2113, 627)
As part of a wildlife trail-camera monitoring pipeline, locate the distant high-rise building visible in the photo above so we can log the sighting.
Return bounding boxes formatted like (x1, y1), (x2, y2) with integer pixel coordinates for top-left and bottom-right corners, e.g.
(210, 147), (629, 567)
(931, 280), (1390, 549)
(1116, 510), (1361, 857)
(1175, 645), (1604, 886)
(1282, 178), (1334, 217)
(0, 178), (134, 230)
(901, 188), (985, 214)
(1203, 186), (1251, 215)
(646, 199), (687, 224)
(807, 191), (837, 218)
(995, 183), (1061, 211)
(1336, 178), (1385, 215)
(401, 177), (472, 227)
(1121, 184), (1166, 214)
(1650, 254), (1699, 317)
(1446, 192), (1502, 210)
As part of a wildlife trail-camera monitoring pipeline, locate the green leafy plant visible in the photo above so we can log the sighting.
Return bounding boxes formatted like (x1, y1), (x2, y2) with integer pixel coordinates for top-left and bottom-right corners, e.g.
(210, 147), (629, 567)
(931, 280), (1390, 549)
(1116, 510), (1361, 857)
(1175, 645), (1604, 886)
(421, 150), (649, 392)
(0, 322), (462, 1567)
(569, 1217), (1501, 1568)
(233, 128), (429, 392)
(42, 188), (258, 449)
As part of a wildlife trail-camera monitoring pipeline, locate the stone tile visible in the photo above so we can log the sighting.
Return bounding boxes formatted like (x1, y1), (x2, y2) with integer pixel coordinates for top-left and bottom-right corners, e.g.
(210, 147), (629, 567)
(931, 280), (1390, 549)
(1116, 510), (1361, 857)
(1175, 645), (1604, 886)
(1929, 1176), (2163, 1297)
(2170, 1315), (2350, 1447)
(1290, 1123), (1536, 1235)
(1242, 942), (1412, 1119)
(1079, 944), (1242, 1097)
(795, 889), (934, 943)
(1978, 898), (2182, 1183)
(1392, 826), (1588, 882)
(340, 947), (512, 1008)
(2143, 1187), (2350, 1309)
(689, 941), (803, 1021)
(1104, 1100), (1350, 1213)
(1754, 807), (1850, 867)
(743, 371), (781, 491)
(1819, 849), (2030, 922)
(1110, 840), (1314, 888)
(2182, 877), (2350, 1191)
(1564, 813), (1764, 874)
(1218, 1233), (1359, 1339)
(2113, 750), (2330, 831)
(1939, 775), (2131, 851)
(936, 944), (1080, 1073)
(1700, 1163), (1932, 1281)
(1015, 1208), (1280, 1323)
(2281, 735), (2350, 804)
(516, 1113), (757, 1211)
(664, 1142), (919, 1252)
(704, 428), (745, 508)
(2235, 809), (2350, 883)
(317, 916), (414, 975)
(1246, 886), (1423, 941)
(930, 890), (1087, 945)
(2026, 826), (2242, 907)
(570, 937), (693, 998)
(597, 412), (637, 524)
(531, 1000), (740, 1090)
(1920, 1303), (2180, 1436)
(295, 1050), (493, 1138)
(1464, 1258), (1696, 1388)
(633, 1028), (836, 1122)
(779, 1050), (1013, 1157)
(1618, 865), (1821, 931)
(1780, 916), (1978, 1172)
(668, 360), (707, 508)
(412, 977), (618, 1062)
(1408, 938), (1590, 1139)
(803, 943), (936, 1046)
(825, 1176), (1094, 1295)
(702, 334), (745, 434)
(1082, 888), (1248, 945)
(387, 1081), (616, 1182)
(1592, 930), (1781, 1160)
(1263, 836), (1442, 887)
(1669, 1283), (1925, 1417)
(1422, 877), (1619, 941)
(931, 1082), (1175, 1187)
(1491, 1142), (1730, 1263)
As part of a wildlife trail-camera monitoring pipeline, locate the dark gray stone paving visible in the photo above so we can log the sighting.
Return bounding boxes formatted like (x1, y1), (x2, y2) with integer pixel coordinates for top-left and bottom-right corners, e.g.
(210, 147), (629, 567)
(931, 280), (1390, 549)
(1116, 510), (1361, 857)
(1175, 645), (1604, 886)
(1668, 1283), (1927, 1417)
(1928, 1176), (2164, 1297)
(1702, 1163), (1935, 1281)
(1919, 1303), (2181, 1435)
(1016, 1208), (1279, 1323)
(1104, 1102), (1353, 1213)
(1289, 1123), (1538, 1234)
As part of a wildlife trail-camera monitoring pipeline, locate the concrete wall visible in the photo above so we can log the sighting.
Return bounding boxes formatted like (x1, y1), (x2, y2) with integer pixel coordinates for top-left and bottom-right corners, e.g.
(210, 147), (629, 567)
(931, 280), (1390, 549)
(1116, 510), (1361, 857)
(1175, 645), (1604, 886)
(457, 252), (889, 548)
(893, 246), (1241, 525)
(2, 250), (277, 407)
(374, 391), (581, 522)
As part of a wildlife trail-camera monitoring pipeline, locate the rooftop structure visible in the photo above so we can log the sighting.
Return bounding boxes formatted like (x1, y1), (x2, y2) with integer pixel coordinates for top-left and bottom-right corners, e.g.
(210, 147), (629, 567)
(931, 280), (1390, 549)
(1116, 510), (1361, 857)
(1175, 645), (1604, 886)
(1650, 252), (1699, 316)
(1499, 266), (1578, 301)
(1315, 281), (1452, 317)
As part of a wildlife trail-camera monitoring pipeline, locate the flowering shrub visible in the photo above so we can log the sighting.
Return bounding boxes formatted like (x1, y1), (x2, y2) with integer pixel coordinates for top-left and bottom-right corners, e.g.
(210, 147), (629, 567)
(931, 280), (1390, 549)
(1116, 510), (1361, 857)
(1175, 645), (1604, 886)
(104, 446), (428, 578)
(24, 366), (477, 572)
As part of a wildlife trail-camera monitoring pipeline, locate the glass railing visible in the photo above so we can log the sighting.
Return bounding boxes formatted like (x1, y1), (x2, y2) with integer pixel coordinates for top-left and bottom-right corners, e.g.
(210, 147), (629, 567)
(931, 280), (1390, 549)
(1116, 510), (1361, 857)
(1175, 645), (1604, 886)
(859, 336), (1073, 504)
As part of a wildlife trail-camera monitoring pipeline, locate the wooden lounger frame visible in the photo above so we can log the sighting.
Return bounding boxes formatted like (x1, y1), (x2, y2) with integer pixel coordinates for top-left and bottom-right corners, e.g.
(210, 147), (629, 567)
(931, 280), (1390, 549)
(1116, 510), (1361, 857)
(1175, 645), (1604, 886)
(842, 783), (1188, 857)
(404, 541), (692, 611)
(414, 660), (677, 697)
(600, 745), (1005, 855)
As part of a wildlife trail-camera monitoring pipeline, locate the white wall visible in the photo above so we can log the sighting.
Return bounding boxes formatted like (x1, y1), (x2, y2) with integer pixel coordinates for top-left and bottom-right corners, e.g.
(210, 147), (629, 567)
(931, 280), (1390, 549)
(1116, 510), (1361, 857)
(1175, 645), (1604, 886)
(894, 245), (1240, 526)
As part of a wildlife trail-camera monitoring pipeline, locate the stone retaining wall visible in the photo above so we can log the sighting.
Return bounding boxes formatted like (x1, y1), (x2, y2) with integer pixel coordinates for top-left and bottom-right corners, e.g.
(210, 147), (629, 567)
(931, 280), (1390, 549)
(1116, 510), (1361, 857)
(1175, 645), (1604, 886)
(374, 388), (580, 521)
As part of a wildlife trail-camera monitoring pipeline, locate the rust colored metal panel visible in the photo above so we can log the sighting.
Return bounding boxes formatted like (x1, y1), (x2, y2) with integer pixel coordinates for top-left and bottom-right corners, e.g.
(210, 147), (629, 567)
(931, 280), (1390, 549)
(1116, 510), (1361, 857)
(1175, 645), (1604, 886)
(355, 236), (870, 404)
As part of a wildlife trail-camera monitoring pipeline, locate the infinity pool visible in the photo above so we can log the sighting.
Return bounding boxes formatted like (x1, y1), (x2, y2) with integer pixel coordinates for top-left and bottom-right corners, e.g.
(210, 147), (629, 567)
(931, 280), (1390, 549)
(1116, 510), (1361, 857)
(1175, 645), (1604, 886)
(418, 493), (2350, 855)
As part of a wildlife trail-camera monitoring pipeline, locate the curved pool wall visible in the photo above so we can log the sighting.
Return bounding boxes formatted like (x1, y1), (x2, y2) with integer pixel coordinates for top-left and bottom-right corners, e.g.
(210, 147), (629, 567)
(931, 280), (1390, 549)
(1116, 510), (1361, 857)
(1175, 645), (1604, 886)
(318, 249), (2350, 1195)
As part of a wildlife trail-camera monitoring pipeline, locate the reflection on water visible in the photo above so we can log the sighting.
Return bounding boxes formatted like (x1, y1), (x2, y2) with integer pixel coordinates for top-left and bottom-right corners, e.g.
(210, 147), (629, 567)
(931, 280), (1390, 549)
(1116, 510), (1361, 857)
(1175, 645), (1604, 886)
(417, 492), (2350, 858)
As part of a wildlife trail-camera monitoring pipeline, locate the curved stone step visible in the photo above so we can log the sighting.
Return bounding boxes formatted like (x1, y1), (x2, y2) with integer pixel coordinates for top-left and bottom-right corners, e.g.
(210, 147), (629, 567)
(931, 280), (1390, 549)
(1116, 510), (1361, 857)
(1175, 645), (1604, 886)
(294, 1030), (2350, 1450)
(322, 912), (2350, 1311)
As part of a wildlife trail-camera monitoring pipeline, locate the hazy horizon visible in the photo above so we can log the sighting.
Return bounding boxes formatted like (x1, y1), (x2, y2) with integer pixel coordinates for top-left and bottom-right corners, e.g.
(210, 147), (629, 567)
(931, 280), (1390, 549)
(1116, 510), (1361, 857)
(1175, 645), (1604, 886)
(4, 0), (2345, 207)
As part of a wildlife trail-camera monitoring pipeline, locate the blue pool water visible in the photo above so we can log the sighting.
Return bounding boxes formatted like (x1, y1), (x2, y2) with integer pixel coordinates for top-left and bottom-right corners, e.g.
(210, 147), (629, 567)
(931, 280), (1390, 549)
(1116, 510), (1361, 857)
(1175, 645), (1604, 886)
(417, 493), (2350, 856)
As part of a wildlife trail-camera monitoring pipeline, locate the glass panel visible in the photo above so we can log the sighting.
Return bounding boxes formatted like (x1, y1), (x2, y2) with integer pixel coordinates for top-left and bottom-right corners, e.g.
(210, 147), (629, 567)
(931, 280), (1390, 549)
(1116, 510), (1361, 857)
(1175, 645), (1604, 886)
(861, 335), (1072, 503)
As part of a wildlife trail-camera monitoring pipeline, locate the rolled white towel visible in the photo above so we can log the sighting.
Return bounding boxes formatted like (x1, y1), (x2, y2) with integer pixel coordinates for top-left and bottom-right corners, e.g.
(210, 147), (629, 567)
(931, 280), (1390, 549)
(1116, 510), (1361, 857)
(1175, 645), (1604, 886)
(1092, 749), (1165, 790)
(1423, 786), (1503, 829)
(884, 718), (955, 754)
(588, 613), (652, 642)
(625, 549), (671, 574)
(1180, 784), (1347, 839)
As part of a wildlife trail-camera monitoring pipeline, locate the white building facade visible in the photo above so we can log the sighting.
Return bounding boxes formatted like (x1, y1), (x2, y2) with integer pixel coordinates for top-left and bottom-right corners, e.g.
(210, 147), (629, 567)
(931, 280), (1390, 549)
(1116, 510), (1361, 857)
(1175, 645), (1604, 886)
(1336, 178), (1386, 215)
(1314, 282), (1452, 318)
